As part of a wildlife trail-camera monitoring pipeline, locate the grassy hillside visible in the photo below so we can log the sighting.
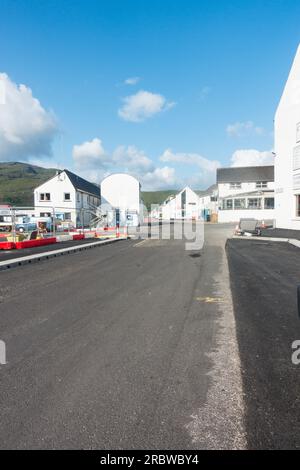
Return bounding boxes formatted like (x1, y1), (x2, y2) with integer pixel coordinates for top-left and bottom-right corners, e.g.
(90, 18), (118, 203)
(141, 190), (177, 210)
(0, 162), (57, 206)
(0, 162), (209, 209)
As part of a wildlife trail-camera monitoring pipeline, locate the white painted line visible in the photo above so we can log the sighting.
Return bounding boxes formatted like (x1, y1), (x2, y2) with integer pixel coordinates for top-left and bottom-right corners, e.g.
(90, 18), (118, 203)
(0, 238), (125, 271)
(133, 239), (148, 247)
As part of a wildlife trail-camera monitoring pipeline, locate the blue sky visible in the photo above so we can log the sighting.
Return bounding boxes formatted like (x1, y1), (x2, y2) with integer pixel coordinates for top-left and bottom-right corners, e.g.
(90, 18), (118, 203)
(1, 0), (300, 189)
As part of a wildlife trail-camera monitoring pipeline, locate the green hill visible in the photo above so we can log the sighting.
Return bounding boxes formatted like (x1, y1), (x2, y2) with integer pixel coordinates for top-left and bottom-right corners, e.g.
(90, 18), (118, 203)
(0, 162), (57, 206)
(141, 190), (177, 210)
(0, 162), (208, 209)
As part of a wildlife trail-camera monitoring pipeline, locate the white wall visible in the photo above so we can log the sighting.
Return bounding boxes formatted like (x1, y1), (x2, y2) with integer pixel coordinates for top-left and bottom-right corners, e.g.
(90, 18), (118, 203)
(218, 208), (275, 224)
(34, 172), (76, 223)
(100, 173), (141, 226)
(101, 174), (140, 211)
(161, 187), (201, 220)
(198, 193), (218, 214)
(218, 181), (274, 198)
(275, 44), (300, 229)
(34, 171), (100, 227)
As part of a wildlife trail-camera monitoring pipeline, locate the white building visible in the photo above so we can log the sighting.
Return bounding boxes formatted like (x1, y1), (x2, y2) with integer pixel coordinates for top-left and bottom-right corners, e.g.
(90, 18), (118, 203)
(197, 184), (218, 222)
(34, 169), (101, 227)
(275, 44), (300, 229)
(217, 166), (275, 223)
(161, 187), (201, 220)
(100, 173), (142, 226)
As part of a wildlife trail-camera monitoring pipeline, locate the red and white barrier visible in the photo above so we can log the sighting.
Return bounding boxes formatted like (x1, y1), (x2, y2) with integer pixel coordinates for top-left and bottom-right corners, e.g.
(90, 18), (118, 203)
(0, 227), (128, 250)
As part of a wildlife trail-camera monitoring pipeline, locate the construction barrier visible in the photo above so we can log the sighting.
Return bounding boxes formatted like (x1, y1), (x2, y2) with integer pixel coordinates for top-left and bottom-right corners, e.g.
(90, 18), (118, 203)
(0, 229), (128, 250)
(15, 237), (57, 250)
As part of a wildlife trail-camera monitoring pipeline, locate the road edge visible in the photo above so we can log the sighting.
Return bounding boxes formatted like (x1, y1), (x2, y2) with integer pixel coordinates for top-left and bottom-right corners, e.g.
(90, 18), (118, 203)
(0, 237), (129, 272)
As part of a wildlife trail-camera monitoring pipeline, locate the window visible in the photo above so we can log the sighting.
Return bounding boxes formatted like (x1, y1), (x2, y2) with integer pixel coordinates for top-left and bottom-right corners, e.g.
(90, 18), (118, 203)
(77, 192), (80, 202)
(39, 192), (51, 201)
(256, 181), (268, 189)
(40, 212), (51, 217)
(210, 196), (217, 202)
(234, 198), (246, 209)
(229, 182), (241, 189)
(64, 193), (71, 201)
(222, 199), (233, 210)
(264, 198), (274, 210)
(64, 212), (72, 220)
(248, 198), (261, 209)
(296, 195), (300, 217)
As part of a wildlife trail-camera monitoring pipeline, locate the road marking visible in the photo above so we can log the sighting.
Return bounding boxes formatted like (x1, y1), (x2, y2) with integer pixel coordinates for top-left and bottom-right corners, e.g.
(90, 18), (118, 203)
(196, 296), (223, 303)
(133, 239), (148, 247)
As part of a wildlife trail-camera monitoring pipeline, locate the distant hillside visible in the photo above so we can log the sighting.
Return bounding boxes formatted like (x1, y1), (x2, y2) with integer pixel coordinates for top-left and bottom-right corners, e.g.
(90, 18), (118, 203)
(141, 190), (177, 210)
(0, 162), (209, 209)
(0, 162), (57, 206)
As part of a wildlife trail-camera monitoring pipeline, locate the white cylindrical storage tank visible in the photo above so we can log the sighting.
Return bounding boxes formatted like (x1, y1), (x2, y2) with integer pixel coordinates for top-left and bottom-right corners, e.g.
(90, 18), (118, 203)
(100, 173), (141, 226)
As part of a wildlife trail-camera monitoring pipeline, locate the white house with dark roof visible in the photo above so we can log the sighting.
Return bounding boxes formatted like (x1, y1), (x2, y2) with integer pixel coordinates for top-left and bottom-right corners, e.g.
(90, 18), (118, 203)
(217, 166), (275, 223)
(197, 184), (219, 221)
(275, 44), (300, 229)
(34, 169), (101, 227)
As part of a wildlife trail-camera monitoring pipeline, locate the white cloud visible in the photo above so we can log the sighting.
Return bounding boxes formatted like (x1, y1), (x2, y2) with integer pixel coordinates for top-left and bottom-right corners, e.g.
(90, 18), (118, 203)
(124, 77), (140, 86)
(72, 137), (221, 190)
(226, 121), (265, 138)
(0, 73), (58, 161)
(142, 166), (178, 190)
(160, 148), (220, 172)
(230, 149), (275, 167)
(72, 138), (108, 170)
(160, 149), (220, 189)
(112, 145), (154, 173)
(118, 90), (176, 122)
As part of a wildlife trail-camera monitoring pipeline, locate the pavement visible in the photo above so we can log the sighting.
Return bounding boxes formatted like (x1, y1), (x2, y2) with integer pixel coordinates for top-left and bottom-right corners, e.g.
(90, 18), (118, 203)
(0, 237), (113, 262)
(261, 227), (300, 240)
(226, 238), (300, 449)
(0, 223), (246, 449)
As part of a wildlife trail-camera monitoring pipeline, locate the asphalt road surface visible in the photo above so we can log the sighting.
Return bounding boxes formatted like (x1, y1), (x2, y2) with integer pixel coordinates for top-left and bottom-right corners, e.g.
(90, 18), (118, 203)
(0, 223), (246, 449)
(226, 238), (300, 450)
(1, 224), (300, 449)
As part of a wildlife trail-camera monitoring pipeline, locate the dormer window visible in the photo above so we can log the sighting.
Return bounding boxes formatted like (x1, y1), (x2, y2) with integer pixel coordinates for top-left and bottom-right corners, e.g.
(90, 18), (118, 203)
(229, 182), (241, 189)
(256, 181), (268, 189)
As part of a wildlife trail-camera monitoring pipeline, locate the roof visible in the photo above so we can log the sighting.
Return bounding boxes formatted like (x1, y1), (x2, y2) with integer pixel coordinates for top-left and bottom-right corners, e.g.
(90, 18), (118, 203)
(195, 184), (218, 197)
(64, 170), (100, 197)
(219, 189), (274, 199)
(217, 166), (274, 184)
